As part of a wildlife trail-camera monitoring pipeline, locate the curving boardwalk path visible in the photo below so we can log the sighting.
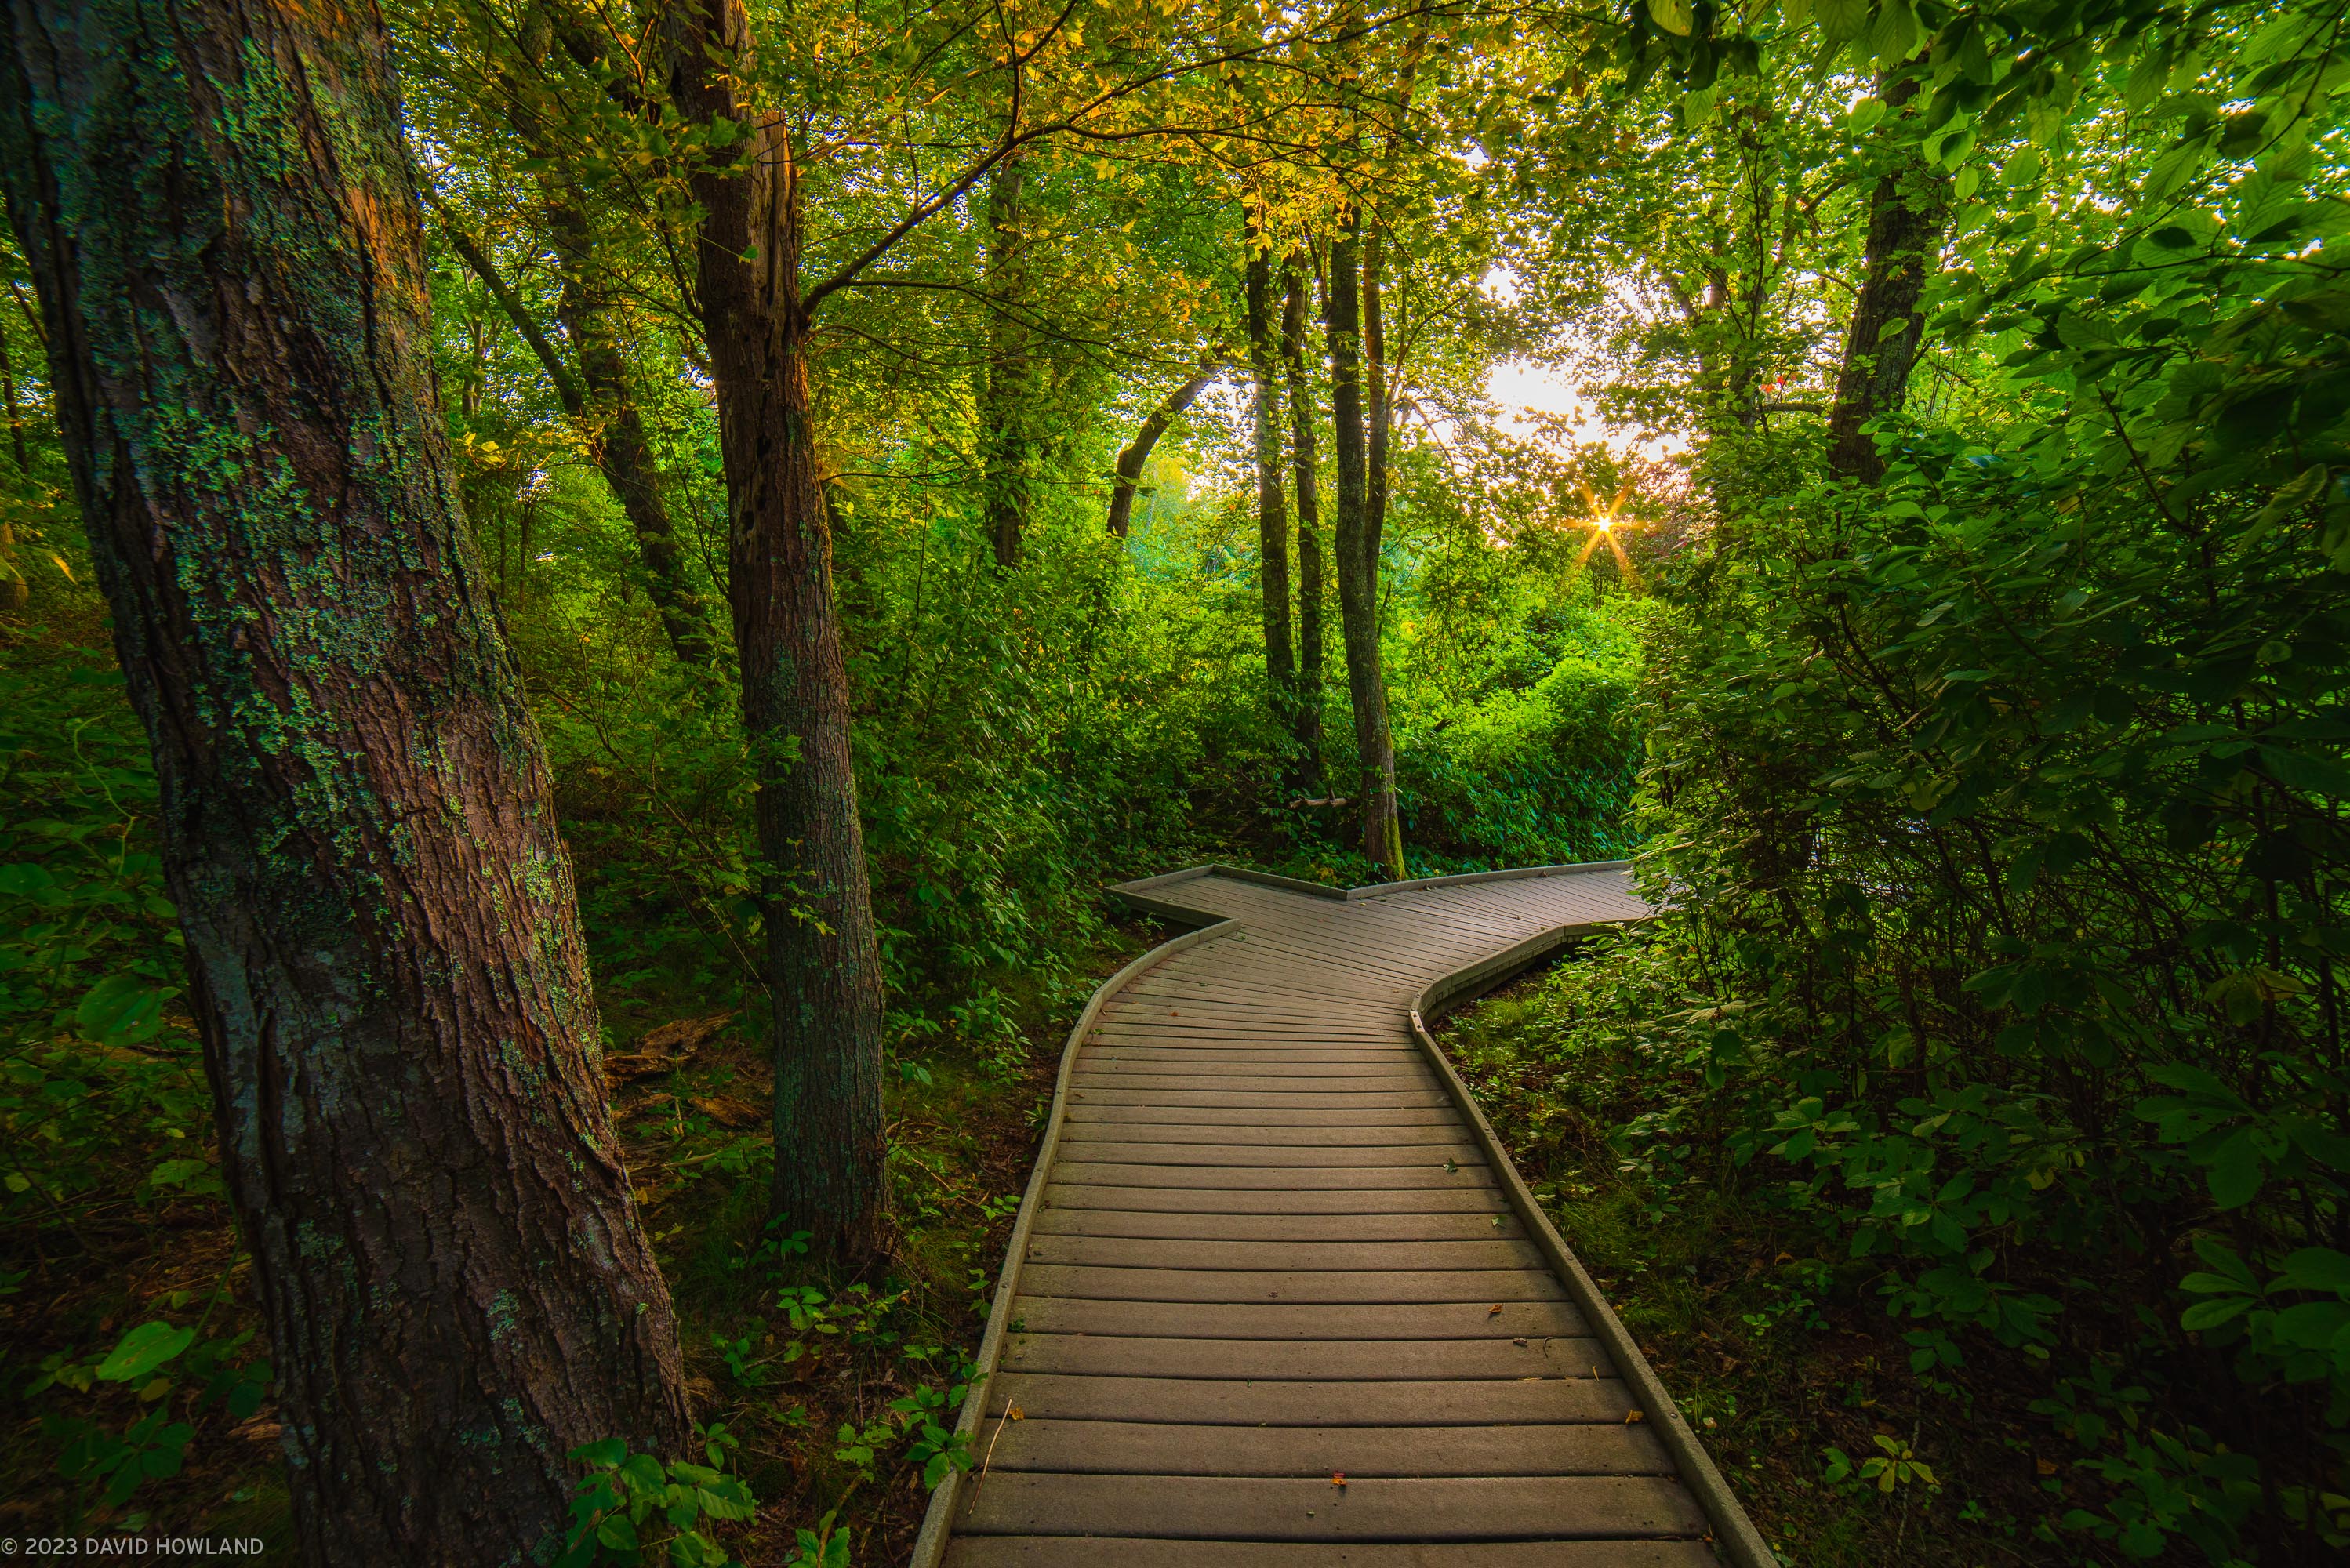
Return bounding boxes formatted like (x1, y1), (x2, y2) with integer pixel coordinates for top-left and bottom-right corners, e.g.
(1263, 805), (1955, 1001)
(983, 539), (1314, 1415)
(913, 864), (1771, 1568)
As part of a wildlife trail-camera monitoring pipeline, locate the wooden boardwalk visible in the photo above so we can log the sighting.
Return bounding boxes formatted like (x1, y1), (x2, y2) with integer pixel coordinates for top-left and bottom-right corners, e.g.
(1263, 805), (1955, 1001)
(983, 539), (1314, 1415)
(913, 864), (1771, 1568)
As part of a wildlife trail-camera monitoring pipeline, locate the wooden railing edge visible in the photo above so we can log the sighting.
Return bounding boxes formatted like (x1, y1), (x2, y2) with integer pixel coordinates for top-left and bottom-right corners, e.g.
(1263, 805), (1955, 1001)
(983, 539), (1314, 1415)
(905, 917), (1241, 1568)
(1106, 857), (1640, 920)
(1405, 919), (1781, 1568)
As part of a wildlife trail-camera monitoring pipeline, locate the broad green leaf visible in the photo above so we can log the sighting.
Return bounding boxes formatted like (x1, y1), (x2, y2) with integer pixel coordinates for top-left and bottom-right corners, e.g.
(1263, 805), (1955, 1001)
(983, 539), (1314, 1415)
(96, 1322), (194, 1384)
(75, 973), (165, 1047)
(2180, 1297), (2253, 1330)
(1816, 0), (1869, 45)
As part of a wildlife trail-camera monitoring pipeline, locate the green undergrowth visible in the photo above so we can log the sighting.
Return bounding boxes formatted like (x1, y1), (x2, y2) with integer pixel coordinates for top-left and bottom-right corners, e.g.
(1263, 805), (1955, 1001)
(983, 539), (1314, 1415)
(1437, 940), (2208, 1568)
(0, 614), (1160, 1565)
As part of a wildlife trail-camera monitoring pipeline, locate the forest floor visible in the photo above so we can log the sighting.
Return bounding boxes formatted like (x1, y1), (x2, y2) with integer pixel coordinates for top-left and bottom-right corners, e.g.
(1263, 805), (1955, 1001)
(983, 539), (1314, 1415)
(0, 866), (1164, 1566)
(1432, 961), (2094, 1568)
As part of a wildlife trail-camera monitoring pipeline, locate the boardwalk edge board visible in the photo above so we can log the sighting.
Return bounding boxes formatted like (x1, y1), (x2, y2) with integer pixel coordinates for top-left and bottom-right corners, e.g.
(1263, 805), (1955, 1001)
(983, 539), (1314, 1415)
(1407, 1003), (1778, 1568)
(909, 919), (1240, 1567)
(1104, 858), (1633, 927)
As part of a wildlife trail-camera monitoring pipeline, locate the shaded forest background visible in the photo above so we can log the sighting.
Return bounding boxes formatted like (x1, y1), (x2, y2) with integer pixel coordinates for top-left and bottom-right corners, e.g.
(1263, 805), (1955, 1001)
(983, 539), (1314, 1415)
(3, 0), (2348, 1565)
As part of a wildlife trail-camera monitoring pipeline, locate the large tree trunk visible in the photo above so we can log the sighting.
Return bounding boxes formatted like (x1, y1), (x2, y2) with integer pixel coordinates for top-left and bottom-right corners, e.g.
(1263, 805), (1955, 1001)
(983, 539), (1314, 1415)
(979, 150), (1034, 569)
(1825, 77), (1949, 481)
(1105, 351), (1221, 539)
(1245, 249), (1297, 754)
(547, 201), (717, 663)
(1281, 256), (1327, 796)
(0, 2), (691, 1562)
(1324, 216), (1404, 877)
(666, 0), (889, 1259)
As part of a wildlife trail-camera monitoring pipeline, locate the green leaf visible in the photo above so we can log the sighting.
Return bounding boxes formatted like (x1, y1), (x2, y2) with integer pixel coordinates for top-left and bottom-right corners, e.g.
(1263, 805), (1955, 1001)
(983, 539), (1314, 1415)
(1647, 0), (1694, 36)
(0, 862), (54, 896)
(75, 973), (165, 1047)
(96, 1322), (195, 1384)
(2180, 1297), (2253, 1330)
(1816, 0), (1869, 45)
(1870, 0), (1920, 65)
(2207, 1129), (2265, 1210)
(570, 1437), (629, 1468)
(2276, 1248), (2350, 1298)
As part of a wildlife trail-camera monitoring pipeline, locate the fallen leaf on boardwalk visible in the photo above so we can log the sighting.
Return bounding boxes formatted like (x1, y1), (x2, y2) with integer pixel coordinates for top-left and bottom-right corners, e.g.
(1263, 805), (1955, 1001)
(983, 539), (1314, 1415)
(1007, 1405), (1025, 1421)
(1331, 1472), (1346, 1488)
(1513, 1338), (1528, 1347)
(1487, 1305), (1505, 1316)
(1625, 1410), (1645, 1423)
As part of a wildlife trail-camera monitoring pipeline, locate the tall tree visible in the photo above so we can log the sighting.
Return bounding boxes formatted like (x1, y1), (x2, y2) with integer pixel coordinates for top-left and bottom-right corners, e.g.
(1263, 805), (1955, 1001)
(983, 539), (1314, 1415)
(1245, 244), (1298, 758)
(1825, 75), (1949, 481)
(663, 0), (892, 1258)
(1325, 212), (1404, 875)
(1281, 254), (1328, 794)
(543, 198), (716, 662)
(979, 151), (1037, 569)
(0, 1), (691, 1560)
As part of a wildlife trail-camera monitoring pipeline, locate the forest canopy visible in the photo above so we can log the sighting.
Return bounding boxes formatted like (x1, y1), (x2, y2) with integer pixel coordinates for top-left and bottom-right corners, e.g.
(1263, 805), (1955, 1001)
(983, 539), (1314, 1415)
(2, 0), (2348, 1564)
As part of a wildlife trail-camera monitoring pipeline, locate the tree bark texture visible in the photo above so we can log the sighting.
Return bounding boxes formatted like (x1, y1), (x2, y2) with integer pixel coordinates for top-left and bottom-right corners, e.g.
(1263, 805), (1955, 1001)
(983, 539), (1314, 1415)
(0, 2), (692, 1562)
(1105, 352), (1220, 540)
(1245, 249), (1297, 747)
(1825, 76), (1949, 482)
(1280, 258), (1327, 794)
(979, 150), (1035, 569)
(1363, 222), (1392, 571)
(666, 0), (889, 1259)
(546, 200), (717, 664)
(1324, 218), (1403, 876)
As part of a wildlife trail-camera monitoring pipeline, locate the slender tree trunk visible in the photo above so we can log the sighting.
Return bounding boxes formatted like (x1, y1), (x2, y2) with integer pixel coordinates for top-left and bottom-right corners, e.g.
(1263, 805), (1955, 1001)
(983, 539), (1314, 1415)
(547, 201), (717, 663)
(0, 310), (27, 474)
(1105, 351), (1221, 539)
(1280, 256), (1327, 795)
(666, 0), (889, 1259)
(0, 305), (24, 612)
(1364, 220), (1391, 568)
(1324, 215), (1404, 877)
(0, 4), (690, 1562)
(979, 150), (1033, 569)
(434, 198), (714, 664)
(1245, 248), (1297, 752)
(1825, 76), (1949, 481)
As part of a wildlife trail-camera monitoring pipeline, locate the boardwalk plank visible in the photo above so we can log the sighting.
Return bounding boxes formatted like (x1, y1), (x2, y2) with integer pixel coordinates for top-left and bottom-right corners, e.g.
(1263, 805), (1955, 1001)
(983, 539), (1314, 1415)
(982, 1418), (1672, 1476)
(987, 1373), (1637, 1425)
(998, 1333), (1606, 1381)
(1033, 1210), (1521, 1241)
(1014, 1265), (1564, 1305)
(947, 1541), (1719, 1567)
(1005, 1298), (1591, 1340)
(1042, 1184), (1496, 1213)
(957, 1474), (1708, 1540)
